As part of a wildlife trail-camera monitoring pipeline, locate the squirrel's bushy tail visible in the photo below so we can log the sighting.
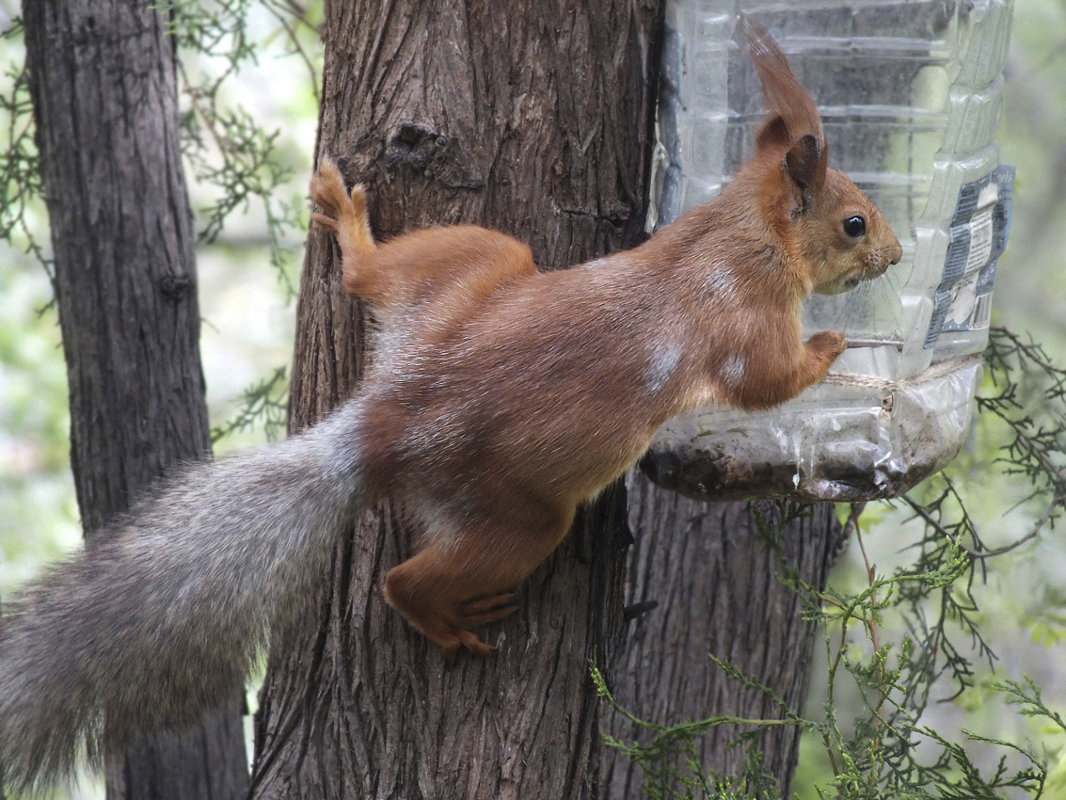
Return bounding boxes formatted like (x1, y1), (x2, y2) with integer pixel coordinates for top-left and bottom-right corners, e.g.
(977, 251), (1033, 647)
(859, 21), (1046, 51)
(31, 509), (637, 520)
(0, 399), (369, 794)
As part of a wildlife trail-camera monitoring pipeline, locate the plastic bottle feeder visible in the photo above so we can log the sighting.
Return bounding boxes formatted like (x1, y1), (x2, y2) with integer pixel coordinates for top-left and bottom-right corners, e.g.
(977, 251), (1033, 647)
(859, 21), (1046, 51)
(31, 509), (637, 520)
(643, 0), (1016, 502)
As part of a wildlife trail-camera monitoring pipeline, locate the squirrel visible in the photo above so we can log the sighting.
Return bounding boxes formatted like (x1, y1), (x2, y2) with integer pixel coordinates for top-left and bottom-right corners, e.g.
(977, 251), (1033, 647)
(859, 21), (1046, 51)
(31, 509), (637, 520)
(0, 19), (900, 794)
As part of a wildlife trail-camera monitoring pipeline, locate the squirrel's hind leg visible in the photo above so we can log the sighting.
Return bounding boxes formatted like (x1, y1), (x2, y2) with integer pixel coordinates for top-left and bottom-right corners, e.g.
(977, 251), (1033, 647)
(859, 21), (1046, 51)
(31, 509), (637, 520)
(311, 156), (539, 321)
(310, 158), (384, 302)
(383, 512), (572, 661)
(310, 158), (374, 252)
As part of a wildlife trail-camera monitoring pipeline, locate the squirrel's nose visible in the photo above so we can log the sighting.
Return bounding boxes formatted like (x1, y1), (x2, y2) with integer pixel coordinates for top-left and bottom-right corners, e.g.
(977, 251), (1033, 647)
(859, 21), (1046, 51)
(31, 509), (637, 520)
(888, 238), (903, 265)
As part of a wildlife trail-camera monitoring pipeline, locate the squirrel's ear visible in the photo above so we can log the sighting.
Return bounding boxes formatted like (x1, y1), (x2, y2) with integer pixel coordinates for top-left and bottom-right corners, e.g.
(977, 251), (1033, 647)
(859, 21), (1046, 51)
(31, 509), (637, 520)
(755, 115), (791, 153)
(784, 133), (827, 196)
(742, 16), (827, 166)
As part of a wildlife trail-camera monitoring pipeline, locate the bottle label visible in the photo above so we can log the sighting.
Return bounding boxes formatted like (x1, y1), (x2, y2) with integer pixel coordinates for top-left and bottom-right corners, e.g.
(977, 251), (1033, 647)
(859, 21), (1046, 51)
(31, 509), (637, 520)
(923, 164), (1015, 348)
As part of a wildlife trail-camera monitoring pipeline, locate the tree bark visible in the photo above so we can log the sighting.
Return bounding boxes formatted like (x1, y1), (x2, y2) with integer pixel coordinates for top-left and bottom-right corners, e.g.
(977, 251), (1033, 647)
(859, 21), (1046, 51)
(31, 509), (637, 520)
(23, 3), (249, 797)
(251, 1), (662, 797)
(601, 476), (844, 797)
(253, 2), (842, 798)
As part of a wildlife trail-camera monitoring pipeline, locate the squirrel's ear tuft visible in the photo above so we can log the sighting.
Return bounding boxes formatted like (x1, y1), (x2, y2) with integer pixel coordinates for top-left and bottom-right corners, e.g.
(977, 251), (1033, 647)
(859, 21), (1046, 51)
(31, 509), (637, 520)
(741, 16), (825, 157)
(784, 134), (827, 196)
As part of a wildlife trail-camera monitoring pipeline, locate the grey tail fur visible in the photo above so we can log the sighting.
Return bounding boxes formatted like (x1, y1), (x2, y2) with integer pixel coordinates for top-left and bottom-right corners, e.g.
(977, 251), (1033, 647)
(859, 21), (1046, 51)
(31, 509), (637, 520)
(0, 398), (369, 794)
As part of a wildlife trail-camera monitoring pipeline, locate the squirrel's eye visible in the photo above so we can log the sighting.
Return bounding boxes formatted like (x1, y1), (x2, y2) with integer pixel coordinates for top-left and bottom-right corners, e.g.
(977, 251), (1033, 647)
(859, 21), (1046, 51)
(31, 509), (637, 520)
(843, 215), (867, 237)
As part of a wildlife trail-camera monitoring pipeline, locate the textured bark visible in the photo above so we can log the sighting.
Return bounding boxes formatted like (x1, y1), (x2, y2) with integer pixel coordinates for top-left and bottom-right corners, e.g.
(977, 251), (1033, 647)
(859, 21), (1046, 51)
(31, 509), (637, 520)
(22, 3), (249, 797)
(252, 1), (662, 798)
(601, 476), (844, 798)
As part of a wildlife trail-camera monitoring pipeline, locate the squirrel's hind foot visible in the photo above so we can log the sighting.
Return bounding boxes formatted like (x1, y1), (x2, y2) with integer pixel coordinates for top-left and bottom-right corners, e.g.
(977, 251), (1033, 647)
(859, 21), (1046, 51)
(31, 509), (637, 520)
(310, 158), (369, 238)
(423, 597), (519, 662)
(384, 562), (519, 661)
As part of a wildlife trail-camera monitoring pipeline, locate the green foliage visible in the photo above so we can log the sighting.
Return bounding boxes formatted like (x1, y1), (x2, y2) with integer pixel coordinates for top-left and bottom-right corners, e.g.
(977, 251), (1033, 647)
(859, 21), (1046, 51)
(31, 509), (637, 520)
(594, 662), (788, 800)
(600, 327), (1066, 799)
(162, 1), (322, 439)
(977, 329), (1066, 531)
(0, 18), (46, 273)
(162, 0), (321, 299)
(0, 2), (322, 447)
(209, 365), (289, 444)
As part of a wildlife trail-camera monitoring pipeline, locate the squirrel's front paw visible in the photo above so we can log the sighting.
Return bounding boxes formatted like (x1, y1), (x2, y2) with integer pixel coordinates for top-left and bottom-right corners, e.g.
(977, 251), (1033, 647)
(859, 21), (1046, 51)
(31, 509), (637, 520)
(807, 331), (847, 358)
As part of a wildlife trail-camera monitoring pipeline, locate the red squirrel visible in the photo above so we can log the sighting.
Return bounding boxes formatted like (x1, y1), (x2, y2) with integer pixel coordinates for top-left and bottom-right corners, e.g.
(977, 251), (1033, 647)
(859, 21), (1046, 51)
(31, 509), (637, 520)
(309, 19), (902, 658)
(0, 19), (900, 792)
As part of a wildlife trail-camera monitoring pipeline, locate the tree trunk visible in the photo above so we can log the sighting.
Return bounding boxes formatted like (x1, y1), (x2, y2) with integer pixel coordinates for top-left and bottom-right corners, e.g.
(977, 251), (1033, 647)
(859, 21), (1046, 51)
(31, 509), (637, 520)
(23, 2), (249, 797)
(601, 476), (844, 797)
(251, 1), (662, 797)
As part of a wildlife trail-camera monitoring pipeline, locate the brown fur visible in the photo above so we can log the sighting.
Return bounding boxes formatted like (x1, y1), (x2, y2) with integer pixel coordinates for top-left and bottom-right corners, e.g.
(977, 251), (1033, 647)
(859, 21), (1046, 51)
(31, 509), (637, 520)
(310, 22), (902, 658)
